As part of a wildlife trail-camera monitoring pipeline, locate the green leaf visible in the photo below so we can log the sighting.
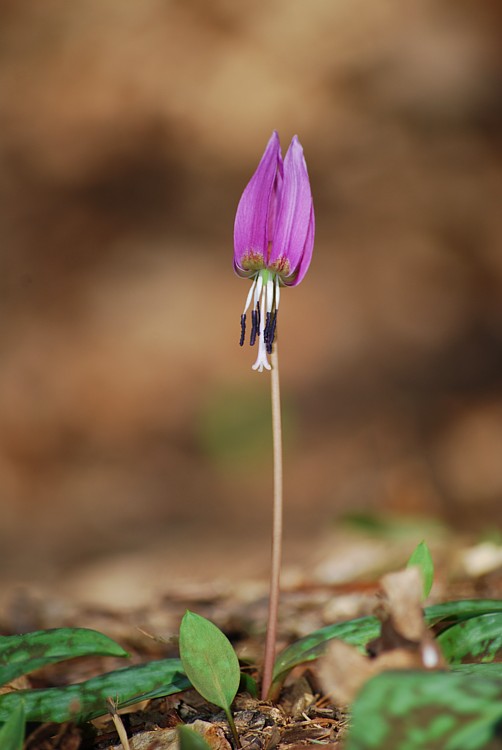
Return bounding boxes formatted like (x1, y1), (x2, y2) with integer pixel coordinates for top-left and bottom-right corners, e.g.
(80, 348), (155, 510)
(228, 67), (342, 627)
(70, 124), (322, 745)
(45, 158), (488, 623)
(0, 703), (25, 750)
(438, 613), (502, 665)
(424, 598), (502, 624)
(0, 658), (189, 723)
(0, 628), (128, 687)
(272, 599), (502, 689)
(341, 512), (444, 540)
(239, 672), (258, 698)
(345, 670), (502, 750)
(179, 611), (240, 712)
(272, 616), (381, 687)
(178, 725), (212, 750)
(407, 541), (434, 598)
(452, 663), (502, 677)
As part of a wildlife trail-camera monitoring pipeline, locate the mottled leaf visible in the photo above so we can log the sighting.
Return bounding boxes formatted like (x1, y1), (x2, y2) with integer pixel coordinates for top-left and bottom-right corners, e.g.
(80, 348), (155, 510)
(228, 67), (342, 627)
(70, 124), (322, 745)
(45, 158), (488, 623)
(0, 628), (128, 687)
(425, 599), (502, 625)
(407, 541), (434, 599)
(345, 670), (502, 750)
(272, 599), (502, 688)
(453, 663), (502, 677)
(438, 613), (502, 665)
(0, 658), (189, 723)
(0, 703), (25, 750)
(272, 616), (381, 687)
(179, 611), (240, 712)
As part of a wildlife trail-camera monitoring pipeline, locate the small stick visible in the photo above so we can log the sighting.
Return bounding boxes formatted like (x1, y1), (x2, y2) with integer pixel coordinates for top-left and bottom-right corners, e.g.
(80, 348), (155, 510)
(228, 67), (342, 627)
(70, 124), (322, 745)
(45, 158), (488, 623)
(107, 697), (131, 750)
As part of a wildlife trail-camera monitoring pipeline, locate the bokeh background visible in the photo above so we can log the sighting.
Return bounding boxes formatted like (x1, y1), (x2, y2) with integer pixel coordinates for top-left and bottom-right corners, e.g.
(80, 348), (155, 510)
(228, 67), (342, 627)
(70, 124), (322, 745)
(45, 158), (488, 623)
(1, 0), (502, 602)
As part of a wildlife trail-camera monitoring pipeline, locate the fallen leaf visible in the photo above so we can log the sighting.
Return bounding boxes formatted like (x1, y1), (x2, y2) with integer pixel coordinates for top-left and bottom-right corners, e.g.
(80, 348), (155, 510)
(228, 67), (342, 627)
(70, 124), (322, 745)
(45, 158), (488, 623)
(321, 567), (445, 704)
(109, 721), (231, 750)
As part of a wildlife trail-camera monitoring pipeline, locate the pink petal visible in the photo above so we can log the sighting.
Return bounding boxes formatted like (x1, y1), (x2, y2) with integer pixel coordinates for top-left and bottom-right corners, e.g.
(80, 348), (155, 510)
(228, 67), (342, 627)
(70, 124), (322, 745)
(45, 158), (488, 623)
(233, 132), (281, 275)
(288, 204), (315, 286)
(269, 136), (313, 284)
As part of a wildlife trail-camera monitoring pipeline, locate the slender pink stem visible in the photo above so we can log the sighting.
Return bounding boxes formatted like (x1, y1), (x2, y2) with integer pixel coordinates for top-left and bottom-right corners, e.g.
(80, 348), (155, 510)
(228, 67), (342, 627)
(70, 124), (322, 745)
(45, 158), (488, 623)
(261, 344), (283, 700)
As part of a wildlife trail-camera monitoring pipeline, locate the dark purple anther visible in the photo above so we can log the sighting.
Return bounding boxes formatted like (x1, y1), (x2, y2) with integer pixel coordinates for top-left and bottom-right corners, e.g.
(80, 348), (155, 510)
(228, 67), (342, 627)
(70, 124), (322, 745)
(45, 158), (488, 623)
(269, 310), (278, 343)
(250, 310), (258, 346)
(264, 312), (272, 345)
(239, 314), (246, 346)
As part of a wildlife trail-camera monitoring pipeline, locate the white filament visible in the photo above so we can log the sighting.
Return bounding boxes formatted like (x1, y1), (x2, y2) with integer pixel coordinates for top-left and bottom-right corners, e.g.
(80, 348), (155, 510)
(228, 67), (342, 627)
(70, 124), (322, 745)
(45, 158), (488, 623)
(252, 284), (271, 372)
(254, 273), (264, 308)
(243, 276), (257, 315)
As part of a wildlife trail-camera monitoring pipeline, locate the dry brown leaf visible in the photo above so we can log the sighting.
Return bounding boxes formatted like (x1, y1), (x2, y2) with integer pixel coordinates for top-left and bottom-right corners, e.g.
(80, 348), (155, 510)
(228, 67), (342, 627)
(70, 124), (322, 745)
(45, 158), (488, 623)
(109, 728), (177, 750)
(320, 640), (436, 705)
(380, 567), (425, 642)
(321, 567), (446, 705)
(368, 567), (444, 669)
(0, 674), (30, 695)
(109, 720), (231, 750)
(24, 722), (82, 750)
(279, 675), (315, 718)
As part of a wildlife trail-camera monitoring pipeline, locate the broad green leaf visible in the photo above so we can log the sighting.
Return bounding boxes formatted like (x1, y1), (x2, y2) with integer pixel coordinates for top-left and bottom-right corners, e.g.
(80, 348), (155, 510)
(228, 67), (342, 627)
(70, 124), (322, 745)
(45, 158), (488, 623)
(179, 611), (240, 712)
(345, 670), (502, 750)
(272, 616), (381, 686)
(0, 628), (128, 686)
(0, 703), (25, 750)
(178, 725), (212, 750)
(272, 599), (502, 688)
(407, 541), (434, 598)
(0, 658), (189, 723)
(438, 613), (502, 665)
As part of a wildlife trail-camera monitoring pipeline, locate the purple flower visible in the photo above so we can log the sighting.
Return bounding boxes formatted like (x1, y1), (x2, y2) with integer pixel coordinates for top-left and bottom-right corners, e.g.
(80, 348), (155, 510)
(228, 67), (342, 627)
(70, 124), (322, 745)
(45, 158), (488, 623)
(234, 132), (315, 371)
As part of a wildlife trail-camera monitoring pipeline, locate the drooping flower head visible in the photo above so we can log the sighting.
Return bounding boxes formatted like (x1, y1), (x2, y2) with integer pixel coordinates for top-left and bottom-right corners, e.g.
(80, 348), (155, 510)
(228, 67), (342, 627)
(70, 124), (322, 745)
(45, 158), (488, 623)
(234, 131), (314, 371)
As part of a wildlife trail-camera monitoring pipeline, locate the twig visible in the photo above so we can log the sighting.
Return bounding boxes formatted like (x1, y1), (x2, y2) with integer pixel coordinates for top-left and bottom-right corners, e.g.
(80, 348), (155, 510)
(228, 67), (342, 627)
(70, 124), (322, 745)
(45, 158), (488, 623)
(107, 697), (131, 750)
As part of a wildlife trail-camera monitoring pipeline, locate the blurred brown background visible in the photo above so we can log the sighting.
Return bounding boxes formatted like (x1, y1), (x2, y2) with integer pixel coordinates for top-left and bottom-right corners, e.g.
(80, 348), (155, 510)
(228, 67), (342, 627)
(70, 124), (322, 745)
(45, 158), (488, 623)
(1, 0), (502, 600)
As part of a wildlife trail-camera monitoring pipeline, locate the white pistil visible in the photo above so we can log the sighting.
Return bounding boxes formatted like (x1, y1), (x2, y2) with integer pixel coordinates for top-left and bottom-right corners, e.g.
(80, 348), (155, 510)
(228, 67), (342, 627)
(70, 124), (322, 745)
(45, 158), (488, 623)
(252, 283), (271, 372)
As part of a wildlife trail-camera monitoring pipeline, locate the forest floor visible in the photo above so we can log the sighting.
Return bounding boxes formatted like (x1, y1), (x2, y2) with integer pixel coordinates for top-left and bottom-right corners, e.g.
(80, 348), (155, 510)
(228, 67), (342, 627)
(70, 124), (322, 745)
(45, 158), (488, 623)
(2, 520), (502, 749)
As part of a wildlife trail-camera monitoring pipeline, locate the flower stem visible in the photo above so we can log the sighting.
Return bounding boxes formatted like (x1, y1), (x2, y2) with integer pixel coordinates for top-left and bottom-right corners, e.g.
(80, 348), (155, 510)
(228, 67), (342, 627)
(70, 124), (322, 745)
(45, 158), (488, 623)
(261, 344), (283, 700)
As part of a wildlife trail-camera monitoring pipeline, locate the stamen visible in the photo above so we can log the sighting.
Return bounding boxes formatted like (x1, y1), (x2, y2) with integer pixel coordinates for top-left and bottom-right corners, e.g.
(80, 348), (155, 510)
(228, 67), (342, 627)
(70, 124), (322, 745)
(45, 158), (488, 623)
(269, 310), (278, 344)
(261, 275), (279, 354)
(274, 275), (281, 309)
(252, 284), (271, 371)
(264, 311), (272, 346)
(256, 300), (261, 336)
(239, 313), (246, 346)
(243, 277), (257, 315)
(264, 311), (275, 353)
(266, 277), (274, 313)
(250, 309), (258, 346)
(254, 274), (264, 308)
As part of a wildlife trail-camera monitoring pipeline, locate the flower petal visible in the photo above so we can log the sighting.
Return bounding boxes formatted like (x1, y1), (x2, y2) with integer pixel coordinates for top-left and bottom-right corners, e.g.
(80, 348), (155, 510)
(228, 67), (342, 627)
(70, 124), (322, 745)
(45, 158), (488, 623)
(233, 131), (281, 276)
(287, 204), (315, 286)
(269, 135), (313, 283)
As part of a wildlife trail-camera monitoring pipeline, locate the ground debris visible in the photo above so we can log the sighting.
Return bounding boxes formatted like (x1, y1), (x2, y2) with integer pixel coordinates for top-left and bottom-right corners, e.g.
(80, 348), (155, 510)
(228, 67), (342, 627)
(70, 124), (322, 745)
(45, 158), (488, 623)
(320, 567), (446, 705)
(25, 722), (83, 750)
